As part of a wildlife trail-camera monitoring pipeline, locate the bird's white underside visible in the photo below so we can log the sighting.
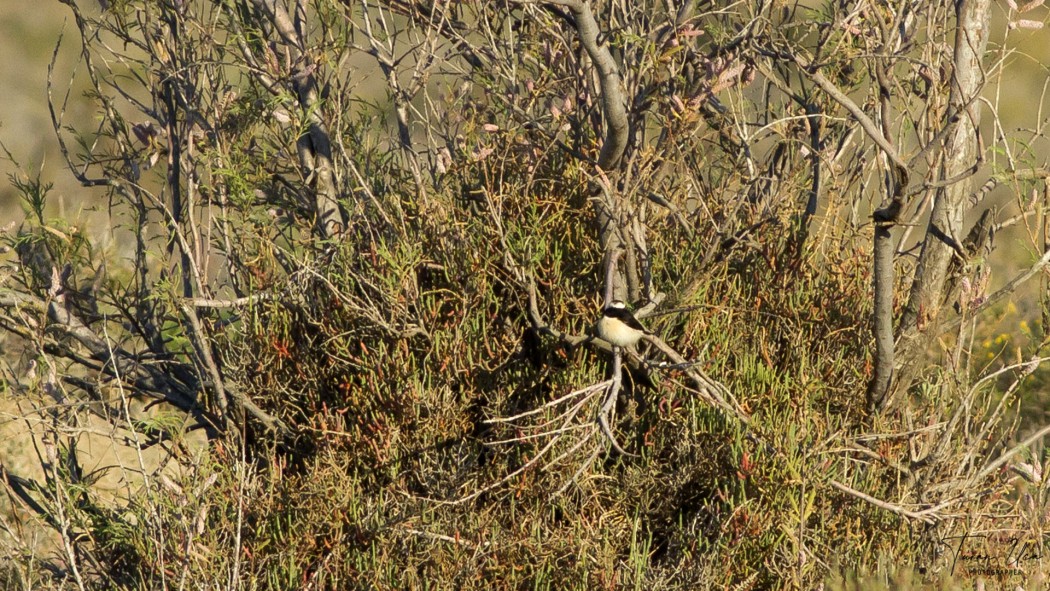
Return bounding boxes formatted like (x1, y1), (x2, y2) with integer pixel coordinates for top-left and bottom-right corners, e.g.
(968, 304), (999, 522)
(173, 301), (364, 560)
(597, 315), (645, 348)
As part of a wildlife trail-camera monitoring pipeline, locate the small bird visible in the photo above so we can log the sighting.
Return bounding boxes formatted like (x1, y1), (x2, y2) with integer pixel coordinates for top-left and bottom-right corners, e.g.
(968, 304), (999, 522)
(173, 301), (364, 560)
(596, 300), (651, 348)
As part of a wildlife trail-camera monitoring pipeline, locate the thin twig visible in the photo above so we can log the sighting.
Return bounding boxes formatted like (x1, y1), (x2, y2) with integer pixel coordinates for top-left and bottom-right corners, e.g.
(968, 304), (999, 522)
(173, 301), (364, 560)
(484, 381), (610, 424)
(975, 423), (1050, 483)
(598, 350), (636, 456)
(829, 479), (935, 524)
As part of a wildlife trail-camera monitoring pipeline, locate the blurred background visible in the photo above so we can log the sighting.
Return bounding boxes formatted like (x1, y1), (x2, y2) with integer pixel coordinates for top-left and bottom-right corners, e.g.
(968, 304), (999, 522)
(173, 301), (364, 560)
(1, 2), (96, 227)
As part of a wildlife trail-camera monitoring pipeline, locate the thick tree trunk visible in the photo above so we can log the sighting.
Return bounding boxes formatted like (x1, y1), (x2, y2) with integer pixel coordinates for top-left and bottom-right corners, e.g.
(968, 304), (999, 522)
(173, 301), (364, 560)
(879, 0), (992, 410)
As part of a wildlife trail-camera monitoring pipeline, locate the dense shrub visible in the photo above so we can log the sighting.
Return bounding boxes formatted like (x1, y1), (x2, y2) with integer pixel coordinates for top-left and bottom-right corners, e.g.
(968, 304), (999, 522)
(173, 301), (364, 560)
(2, 1), (1050, 588)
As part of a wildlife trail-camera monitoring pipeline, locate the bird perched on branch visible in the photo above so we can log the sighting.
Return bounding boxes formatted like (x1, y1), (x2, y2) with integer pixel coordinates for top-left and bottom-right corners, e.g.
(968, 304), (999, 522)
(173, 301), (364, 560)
(597, 300), (650, 348)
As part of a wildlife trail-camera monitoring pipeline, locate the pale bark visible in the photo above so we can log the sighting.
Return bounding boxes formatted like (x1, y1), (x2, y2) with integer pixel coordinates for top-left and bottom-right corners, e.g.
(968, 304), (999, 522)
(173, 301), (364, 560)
(880, 0), (992, 410)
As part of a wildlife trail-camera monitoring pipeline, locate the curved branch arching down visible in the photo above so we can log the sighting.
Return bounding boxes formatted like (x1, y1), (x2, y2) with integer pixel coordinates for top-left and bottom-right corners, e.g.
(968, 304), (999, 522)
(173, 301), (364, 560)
(515, 0), (628, 170)
(246, 0), (346, 239)
(515, 0), (634, 301)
